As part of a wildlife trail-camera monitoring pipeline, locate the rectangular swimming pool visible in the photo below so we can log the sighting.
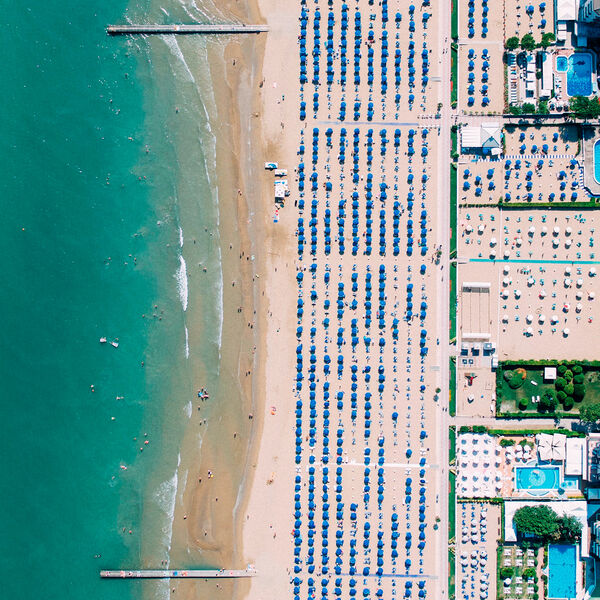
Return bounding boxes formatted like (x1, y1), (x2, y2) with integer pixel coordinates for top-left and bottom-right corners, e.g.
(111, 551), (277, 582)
(548, 544), (577, 599)
(515, 466), (560, 491)
(567, 53), (593, 97)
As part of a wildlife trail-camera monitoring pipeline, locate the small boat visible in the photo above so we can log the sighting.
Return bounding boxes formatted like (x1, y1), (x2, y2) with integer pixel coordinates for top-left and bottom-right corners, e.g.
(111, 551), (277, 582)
(110, 340), (119, 348)
(99, 337), (107, 343)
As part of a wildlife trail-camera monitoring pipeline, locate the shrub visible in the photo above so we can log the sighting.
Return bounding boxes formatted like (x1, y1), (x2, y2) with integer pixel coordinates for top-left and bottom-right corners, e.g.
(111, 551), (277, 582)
(521, 33), (536, 51)
(564, 383), (574, 395)
(500, 566), (515, 579)
(509, 372), (526, 389)
(557, 364), (567, 375)
(522, 567), (536, 579)
(564, 370), (574, 381)
(505, 36), (520, 51)
(555, 377), (567, 391)
(503, 370), (514, 382)
(564, 396), (575, 411)
(518, 397), (529, 411)
(500, 438), (516, 447)
(538, 390), (557, 413)
(573, 365), (583, 374)
(573, 384), (585, 401)
(573, 373), (585, 384)
(473, 425), (486, 434)
(557, 390), (567, 402)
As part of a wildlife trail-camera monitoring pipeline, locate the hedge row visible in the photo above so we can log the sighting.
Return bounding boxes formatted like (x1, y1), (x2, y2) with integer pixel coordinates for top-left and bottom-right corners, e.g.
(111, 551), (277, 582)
(496, 411), (579, 420)
(500, 359), (600, 369)
(458, 425), (585, 437)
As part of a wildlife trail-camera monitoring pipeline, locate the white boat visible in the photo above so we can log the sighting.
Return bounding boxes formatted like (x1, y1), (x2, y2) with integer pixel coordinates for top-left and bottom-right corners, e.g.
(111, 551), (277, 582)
(110, 340), (119, 348)
(99, 337), (107, 343)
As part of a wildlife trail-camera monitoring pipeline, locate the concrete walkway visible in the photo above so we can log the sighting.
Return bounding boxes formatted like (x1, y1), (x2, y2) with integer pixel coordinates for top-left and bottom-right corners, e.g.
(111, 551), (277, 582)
(451, 415), (576, 429)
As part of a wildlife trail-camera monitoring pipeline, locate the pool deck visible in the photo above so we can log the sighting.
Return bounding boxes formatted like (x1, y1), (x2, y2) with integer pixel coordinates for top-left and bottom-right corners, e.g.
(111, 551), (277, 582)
(582, 126), (600, 197)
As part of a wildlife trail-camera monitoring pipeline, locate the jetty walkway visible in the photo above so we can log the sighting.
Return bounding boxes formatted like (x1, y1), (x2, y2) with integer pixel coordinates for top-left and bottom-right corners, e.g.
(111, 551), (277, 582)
(101, 568), (256, 579)
(107, 24), (269, 35)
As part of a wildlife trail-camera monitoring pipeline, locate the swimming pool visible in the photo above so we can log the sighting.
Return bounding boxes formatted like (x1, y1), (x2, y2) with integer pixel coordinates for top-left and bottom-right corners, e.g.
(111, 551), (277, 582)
(567, 53), (593, 97)
(515, 466), (560, 491)
(556, 56), (568, 73)
(548, 544), (577, 599)
(595, 139), (600, 185)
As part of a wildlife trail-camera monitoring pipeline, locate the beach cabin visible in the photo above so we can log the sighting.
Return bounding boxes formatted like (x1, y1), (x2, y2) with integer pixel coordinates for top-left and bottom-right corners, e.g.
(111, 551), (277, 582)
(460, 123), (502, 156)
(543, 366), (557, 382)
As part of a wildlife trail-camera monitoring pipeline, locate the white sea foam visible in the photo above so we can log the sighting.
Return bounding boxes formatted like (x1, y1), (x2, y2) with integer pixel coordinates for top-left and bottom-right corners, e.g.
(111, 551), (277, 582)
(175, 255), (188, 312)
(184, 400), (192, 419)
(178, 226), (184, 248)
(153, 467), (178, 555)
(160, 34), (196, 83)
(184, 325), (189, 358)
(160, 6), (170, 17)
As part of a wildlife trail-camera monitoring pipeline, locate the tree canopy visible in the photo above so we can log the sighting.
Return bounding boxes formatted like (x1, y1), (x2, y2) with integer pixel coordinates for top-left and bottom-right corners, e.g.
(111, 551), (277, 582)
(513, 505), (559, 538)
(580, 403), (600, 423)
(520, 33), (537, 51)
(505, 36), (520, 51)
(569, 96), (600, 119)
(513, 505), (582, 542)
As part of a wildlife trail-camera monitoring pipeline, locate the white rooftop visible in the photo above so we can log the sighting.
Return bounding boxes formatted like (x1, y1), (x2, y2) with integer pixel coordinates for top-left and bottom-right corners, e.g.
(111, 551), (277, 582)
(557, 0), (579, 21)
(566, 438), (585, 476)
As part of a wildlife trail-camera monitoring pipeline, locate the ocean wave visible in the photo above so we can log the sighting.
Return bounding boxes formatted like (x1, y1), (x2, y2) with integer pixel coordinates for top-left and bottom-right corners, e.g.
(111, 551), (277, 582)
(153, 468), (178, 555)
(184, 400), (192, 419)
(184, 325), (189, 358)
(178, 225), (184, 248)
(160, 34), (196, 83)
(174, 255), (188, 312)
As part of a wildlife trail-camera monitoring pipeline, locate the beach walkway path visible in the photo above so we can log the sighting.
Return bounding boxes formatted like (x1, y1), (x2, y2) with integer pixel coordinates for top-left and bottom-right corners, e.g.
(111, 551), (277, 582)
(100, 568), (256, 579)
(107, 24), (269, 35)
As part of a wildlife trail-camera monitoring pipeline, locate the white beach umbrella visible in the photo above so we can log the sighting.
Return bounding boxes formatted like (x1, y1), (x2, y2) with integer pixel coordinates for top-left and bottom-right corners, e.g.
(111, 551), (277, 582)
(553, 238), (560, 247)
(528, 226), (535, 235)
(577, 278), (583, 287)
(526, 326), (533, 335)
(553, 226), (560, 235)
(527, 276), (534, 286)
(565, 239), (572, 248)
(503, 277), (510, 286)
(551, 314), (559, 323)
(526, 314), (533, 323)
(501, 290), (509, 299)
(515, 289), (521, 298)
(502, 314), (509, 322)
(563, 328), (570, 336)
(564, 303), (570, 312)
(564, 278), (571, 287)
(516, 238), (523, 247)
(541, 226), (548, 235)
(478, 224), (485, 234)
(539, 289), (547, 298)
(565, 266), (572, 275)
(539, 314), (546, 323)
(490, 237), (497, 246)
(576, 303), (582, 312)
(566, 226), (572, 236)
(590, 267), (597, 277)
(503, 265), (511, 274)
(504, 250), (510, 259)
(490, 249), (497, 258)
(590, 291), (596, 300)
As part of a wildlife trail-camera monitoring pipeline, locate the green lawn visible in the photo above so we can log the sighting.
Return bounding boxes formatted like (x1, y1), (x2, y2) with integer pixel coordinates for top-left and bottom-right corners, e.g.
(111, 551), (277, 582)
(449, 357), (457, 416)
(451, 0), (458, 40)
(499, 366), (600, 415)
(449, 548), (456, 600)
(449, 471), (456, 540)
(451, 45), (458, 106)
(449, 426), (456, 464)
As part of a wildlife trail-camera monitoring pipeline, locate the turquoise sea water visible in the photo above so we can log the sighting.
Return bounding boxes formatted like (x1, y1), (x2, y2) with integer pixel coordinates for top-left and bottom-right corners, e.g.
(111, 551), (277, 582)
(0, 2), (224, 599)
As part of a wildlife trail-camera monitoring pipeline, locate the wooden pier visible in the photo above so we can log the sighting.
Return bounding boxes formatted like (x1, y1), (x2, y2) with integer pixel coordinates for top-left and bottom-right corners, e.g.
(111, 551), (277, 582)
(101, 568), (256, 579)
(107, 24), (269, 35)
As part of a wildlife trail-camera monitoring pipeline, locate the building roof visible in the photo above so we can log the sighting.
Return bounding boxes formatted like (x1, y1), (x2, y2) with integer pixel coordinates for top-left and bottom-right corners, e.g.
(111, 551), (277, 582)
(504, 499), (589, 557)
(461, 123), (501, 150)
(566, 438), (586, 476)
(544, 366), (557, 380)
(557, 0), (579, 21)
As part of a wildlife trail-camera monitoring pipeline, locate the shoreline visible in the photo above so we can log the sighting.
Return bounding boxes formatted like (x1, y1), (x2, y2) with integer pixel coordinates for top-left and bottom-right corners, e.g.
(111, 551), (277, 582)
(163, 0), (271, 599)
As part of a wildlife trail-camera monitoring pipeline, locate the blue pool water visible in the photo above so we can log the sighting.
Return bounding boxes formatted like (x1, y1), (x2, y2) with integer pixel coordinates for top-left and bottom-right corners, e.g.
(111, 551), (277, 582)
(548, 544), (577, 599)
(595, 139), (600, 185)
(556, 56), (568, 73)
(515, 466), (560, 490)
(567, 53), (593, 97)
(562, 475), (581, 491)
